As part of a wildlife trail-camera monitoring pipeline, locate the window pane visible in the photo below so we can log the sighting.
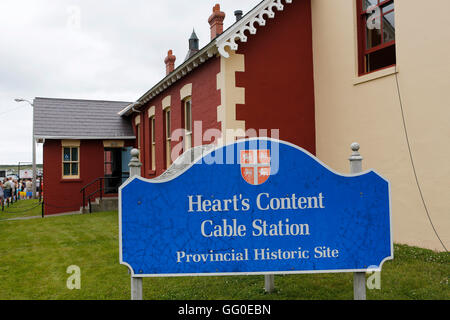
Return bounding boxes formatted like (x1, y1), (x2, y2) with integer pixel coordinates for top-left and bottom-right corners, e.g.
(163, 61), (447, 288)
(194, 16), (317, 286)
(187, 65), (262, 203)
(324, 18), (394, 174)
(363, 0), (378, 11)
(151, 118), (156, 143)
(151, 145), (156, 171)
(168, 111), (171, 134)
(71, 163), (79, 176)
(105, 150), (112, 162)
(166, 141), (172, 168)
(382, 3), (394, 13)
(63, 163), (71, 176)
(71, 147), (78, 162)
(105, 163), (112, 175)
(366, 45), (396, 73)
(165, 111), (171, 139)
(63, 148), (71, 161)
(185, 101), (192, 132)
(366, 26), (382, 49)
(383, 11), (395, 43)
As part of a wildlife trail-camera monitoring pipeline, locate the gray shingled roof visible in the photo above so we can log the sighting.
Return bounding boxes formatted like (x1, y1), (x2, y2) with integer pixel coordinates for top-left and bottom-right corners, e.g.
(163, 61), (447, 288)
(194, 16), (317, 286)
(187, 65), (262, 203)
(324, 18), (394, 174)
(34, 97), (135, 139)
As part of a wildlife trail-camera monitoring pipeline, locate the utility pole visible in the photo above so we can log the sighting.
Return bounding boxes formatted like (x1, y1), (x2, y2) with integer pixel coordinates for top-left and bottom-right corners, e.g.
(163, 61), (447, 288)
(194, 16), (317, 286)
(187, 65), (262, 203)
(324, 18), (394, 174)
(14, 98), (37, 199)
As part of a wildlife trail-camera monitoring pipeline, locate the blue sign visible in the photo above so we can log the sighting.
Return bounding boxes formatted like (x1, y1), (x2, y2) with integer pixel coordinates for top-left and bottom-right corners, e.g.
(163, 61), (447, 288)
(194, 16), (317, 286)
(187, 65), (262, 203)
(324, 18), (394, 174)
(119, 139), (392, 277)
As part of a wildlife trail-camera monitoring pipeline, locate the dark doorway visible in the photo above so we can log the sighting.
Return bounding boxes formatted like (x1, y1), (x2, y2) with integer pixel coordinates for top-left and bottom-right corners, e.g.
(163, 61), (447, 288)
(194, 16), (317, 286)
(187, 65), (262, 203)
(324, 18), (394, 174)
(104, 148), (122, 194)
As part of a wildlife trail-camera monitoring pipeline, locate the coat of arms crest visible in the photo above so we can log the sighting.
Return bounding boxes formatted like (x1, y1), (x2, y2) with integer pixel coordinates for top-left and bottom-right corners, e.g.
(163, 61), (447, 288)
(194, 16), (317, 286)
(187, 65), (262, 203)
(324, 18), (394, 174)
(240, 150), (271, 185)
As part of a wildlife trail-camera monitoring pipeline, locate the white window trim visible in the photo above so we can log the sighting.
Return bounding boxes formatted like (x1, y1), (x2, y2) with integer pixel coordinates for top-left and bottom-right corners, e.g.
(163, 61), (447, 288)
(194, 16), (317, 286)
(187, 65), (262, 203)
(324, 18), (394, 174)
(62, 140), (80, 147)
(353, 66), (398, 86)
(103, 140), (124, 148)
(180, 83), (192, 101)
(162, 95), (171, 111)
(148, 106), (156, 118)
(135, 115), (141, 126)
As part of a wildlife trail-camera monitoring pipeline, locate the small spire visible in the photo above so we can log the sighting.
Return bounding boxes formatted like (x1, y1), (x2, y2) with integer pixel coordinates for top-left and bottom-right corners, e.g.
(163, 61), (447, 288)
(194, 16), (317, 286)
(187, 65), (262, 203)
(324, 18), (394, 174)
(190, 29), (199, 41)
(189, 29), (199, 51)
(185, 28), (200, 61)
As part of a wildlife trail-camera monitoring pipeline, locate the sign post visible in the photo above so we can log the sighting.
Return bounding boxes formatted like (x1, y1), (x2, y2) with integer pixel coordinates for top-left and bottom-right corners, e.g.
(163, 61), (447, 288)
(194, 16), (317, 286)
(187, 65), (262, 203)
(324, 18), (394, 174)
(264, 274), (275, 293)
(349, 142), (366, 300)
(128, 148), (143, 301)
(120, 139), (392, 300)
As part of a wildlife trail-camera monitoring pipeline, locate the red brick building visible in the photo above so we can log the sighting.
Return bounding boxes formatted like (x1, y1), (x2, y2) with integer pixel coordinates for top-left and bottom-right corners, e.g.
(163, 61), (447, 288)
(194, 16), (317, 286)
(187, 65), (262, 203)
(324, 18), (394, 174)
(120, 0), (316, 178)
(35, 0), (316, 215)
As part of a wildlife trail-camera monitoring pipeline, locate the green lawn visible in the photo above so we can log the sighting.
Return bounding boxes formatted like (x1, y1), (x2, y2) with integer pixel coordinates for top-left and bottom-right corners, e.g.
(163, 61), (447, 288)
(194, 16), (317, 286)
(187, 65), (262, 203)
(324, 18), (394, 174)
(0, 199), (43, 221)
(0, 210), (448, 300)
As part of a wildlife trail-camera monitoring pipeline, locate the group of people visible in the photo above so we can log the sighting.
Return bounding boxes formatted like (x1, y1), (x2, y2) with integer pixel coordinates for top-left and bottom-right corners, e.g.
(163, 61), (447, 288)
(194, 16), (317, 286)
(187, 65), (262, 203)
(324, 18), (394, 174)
(0, 178), (35, 206)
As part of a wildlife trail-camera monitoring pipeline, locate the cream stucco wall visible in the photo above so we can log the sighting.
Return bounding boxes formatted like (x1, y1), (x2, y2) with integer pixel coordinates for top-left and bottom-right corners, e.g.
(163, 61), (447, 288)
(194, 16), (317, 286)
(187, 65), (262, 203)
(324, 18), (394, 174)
(217, 49), (246, 146)
(311, 0), (450, 251)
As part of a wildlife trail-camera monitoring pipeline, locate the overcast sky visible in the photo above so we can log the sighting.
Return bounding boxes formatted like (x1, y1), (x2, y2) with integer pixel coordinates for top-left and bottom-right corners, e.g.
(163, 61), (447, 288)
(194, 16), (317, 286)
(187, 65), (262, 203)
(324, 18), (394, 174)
(0, 0), (260, 165)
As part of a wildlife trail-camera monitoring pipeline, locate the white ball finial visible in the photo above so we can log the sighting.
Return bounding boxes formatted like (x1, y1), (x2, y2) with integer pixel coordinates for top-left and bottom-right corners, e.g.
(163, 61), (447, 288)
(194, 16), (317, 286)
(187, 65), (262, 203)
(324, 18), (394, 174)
(351, 142), (360, 152)
(131, 148), (140, 158)
(129, 148), (142, 170)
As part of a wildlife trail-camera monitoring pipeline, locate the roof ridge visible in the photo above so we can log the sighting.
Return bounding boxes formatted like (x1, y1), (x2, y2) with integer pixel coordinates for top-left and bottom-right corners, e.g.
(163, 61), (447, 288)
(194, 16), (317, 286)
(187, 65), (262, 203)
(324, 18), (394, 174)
(35, 97), (132, 104)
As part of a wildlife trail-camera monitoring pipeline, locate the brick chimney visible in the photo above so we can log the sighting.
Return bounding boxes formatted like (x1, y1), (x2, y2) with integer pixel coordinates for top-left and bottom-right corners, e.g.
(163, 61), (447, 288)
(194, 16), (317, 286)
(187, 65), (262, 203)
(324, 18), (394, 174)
(208, 4), (225, 40)
(164, 50), (176, 75)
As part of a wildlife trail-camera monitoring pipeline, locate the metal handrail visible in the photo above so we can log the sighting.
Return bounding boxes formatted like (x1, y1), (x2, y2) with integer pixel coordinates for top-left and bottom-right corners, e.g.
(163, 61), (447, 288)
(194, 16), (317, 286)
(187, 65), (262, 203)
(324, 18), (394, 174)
(80, 177), (102, 193)
(80, 176), (126, 213)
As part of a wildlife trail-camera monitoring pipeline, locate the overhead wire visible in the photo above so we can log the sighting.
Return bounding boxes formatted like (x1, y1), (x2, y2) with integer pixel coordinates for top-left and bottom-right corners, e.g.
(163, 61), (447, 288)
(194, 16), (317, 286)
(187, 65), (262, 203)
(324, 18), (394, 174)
(0, 104), (28, 117)
(394, 66), (448, 252)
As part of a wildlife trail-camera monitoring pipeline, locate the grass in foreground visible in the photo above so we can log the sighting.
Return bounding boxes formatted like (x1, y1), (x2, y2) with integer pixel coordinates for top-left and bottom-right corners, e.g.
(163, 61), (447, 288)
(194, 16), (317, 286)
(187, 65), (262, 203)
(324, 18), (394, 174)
(0, 199), (43, 221)
(0, 211), (448, 300)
